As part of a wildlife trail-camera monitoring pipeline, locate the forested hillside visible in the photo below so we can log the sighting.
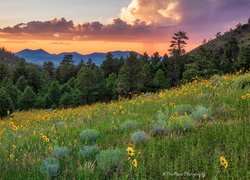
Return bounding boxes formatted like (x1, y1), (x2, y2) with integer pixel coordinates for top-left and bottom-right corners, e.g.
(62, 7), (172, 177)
(0, 21), (249, 116)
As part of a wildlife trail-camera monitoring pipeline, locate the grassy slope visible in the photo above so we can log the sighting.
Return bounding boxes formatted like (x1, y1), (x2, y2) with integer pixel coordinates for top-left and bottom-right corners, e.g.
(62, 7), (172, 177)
(0, 72), (249, 179)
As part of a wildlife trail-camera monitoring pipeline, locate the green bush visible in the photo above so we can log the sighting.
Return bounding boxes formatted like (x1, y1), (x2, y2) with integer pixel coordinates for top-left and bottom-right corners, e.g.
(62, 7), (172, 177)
(0, 88), (13, 117)
(52, 146), (70, 159)
(119, 120), (138, 132)
(79, 145), (100, 160)
(131, 130), (149, 145)
(40, 157), (60, 178)
(80, 129), (100, 144)
(192, 105), (212, 122)
(175, 104), (193, 115)
(232, 73), (250, 89)
(166, 116), (196, 133)
(96, 149), (126, 175)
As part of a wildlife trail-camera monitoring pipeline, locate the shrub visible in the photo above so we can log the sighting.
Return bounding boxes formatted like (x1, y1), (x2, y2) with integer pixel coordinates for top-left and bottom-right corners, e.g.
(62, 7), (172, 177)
(150, 121), (170, 136)
(156, 107), (170, 121)
(192, 105), (211, 122)
(0, 88), (13, 117)
(166, 116), (196, 133)
(96, 149), (126, 175)
(56, 121), (66, 129)
(131, 131), (149, 145)
(232, 73), (250, 89)
(119, 120), (138, 132)
(79, 145), (100, 160)
(40, 157), (60, 178)
(80, 129), (100, 144)
(175, 104), (193, 115)
(52, 146), (70, 159)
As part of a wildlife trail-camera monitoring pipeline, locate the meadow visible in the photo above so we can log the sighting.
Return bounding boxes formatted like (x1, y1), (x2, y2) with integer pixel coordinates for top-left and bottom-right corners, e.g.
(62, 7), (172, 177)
(0, 72), (249, 179)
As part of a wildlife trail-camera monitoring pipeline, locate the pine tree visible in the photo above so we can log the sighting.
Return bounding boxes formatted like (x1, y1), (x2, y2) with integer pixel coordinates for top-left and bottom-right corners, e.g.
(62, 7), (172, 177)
(101, 52), (118, 78)
(57, 54), (76, 83)
(237, 44), (250, 71)
(117, 52), (140, 97)
(169, 31), (189, 55)
(18, 86), (36, 110)
(15, 76), (28, 91)
(153, 69), (169, 89)
(0, 88), (14, 117)
(0, 62), (11, 83)
(46, 80), (61, 107)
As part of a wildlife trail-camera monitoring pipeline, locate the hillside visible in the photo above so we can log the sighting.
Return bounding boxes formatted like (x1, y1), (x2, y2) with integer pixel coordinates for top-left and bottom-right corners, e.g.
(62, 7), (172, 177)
(15, 49), (133, 66)
(190, 22), (250, 53)
(0, 47), (24, 65)
(0, 72), (249, 179)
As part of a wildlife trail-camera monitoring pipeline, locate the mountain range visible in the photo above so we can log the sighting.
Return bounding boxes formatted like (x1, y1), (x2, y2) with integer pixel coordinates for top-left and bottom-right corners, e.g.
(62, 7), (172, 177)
(15, 49), (133, 66)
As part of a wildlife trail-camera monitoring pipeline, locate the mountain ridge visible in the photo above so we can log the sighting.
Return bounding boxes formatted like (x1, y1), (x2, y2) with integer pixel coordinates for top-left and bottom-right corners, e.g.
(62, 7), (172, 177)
(15, 49), (134, 66)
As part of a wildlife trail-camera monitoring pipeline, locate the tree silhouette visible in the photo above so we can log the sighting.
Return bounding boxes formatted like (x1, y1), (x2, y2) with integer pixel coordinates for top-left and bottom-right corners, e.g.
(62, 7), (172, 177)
(169, 31), (189, 55)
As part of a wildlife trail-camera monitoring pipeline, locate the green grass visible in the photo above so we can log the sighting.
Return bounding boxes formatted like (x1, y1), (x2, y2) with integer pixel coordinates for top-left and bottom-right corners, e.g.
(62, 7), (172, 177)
(0, 72), (249, 179)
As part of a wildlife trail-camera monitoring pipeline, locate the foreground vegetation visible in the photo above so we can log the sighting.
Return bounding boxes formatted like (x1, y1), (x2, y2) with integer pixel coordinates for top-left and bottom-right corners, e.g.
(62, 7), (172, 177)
(0, 72), (249, 179)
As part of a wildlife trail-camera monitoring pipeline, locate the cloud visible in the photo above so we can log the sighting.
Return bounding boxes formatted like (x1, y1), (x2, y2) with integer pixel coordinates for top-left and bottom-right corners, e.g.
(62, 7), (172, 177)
(0, 17), (173, 42)
(0, 0), (249, 46)
(119, 0), (250, 26)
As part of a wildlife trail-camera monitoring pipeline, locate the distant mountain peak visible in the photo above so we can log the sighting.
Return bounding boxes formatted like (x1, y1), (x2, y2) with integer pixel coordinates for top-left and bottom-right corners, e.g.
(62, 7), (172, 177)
(15, 49), (135, 66)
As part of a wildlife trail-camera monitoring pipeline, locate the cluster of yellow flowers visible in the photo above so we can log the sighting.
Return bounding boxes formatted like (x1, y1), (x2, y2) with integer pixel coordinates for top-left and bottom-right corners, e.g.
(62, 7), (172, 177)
(9, 122), (19, 131)
(40, 134), (49, 142)
(126, 147), (138, 168)
(220, 156), (229, 169)
(241, 93), (250, 100)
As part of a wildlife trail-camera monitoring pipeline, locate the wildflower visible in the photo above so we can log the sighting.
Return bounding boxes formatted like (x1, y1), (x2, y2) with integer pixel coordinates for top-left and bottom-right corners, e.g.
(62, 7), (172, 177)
(203, 114), (207, 119)
(241, 95), (246, 100)
(12, 125), (18, 131)
(132, 159), (138, 168)
(220, 156), (228, 169)
(48, 146), (53, 151)
(126, 147), (135, 156)
(246, 93), (250, 98)
(45, 138), (50, 143)
(10, 154), (14, 159)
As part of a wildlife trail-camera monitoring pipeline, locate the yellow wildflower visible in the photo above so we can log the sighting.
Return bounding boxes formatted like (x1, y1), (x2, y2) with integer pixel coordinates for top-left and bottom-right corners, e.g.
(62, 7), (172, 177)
(241, 95), (246, 100)
(126, 147), (135, 156)
(220, 156), (229, 169)
(132, 159), (138, 168)
(203, 114), (207, 119)
(10, 154), (14, 159)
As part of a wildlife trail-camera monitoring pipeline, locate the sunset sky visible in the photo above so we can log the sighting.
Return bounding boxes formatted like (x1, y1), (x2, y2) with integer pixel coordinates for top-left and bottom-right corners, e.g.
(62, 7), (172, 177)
(0, 0), (249, 55)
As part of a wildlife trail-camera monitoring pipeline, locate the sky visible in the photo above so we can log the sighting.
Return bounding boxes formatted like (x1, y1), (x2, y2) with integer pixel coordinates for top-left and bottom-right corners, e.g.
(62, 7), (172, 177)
(0, 0), (249, 55)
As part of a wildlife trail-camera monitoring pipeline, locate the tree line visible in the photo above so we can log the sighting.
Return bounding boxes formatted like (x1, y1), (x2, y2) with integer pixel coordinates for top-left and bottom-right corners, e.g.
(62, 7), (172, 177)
(0, 25), (249, 117)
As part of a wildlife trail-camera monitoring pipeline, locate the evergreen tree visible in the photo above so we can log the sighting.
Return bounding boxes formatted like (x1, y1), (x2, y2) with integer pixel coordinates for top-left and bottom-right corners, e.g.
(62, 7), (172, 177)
(15, 76), (28, 91)
(59, 92), (74, 108)
(237, 44), (250, 71)
(139, 63), (154, 92)
(43, 61), (55, 77)
(18, 86), (36, 110)
(169, 31), (189, 55)
(46, 80), (61, 107)
(2, 79), (21, 109)
(57, 54), (76, 83)
(117, 52), (140, 97)
(0, 88), (13, 117)
(0, 62), (11, 83)
(105, 73), (118, 100)
(153, 69), (169, 89)
(221, 37), (239, 73)
(101, 52), (118, 77)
